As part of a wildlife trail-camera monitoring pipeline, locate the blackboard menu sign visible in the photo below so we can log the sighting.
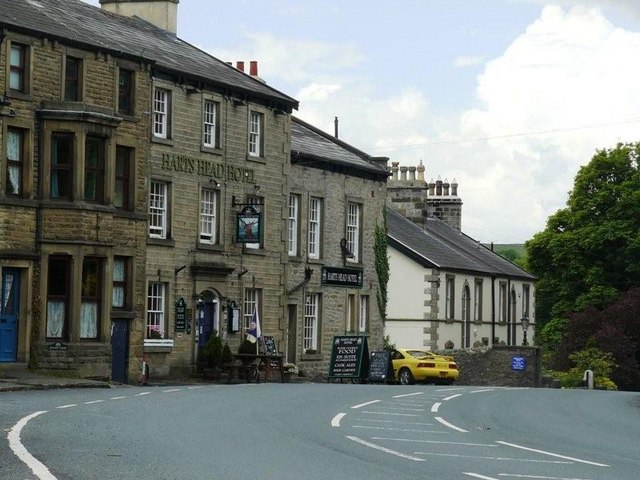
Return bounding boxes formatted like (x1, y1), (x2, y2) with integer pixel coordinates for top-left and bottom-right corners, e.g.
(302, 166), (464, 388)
(368, 351), (393, 383)
(328, 336), (369, 380)
(263, 335), (277, 355)
(175, 298), (187, 331)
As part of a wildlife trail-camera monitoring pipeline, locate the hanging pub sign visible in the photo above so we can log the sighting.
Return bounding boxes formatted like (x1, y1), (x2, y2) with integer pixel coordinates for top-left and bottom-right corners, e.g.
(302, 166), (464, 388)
(175, 297), (187, 332)
(321, 266), (364, 288)
(236, 206), (261, 243)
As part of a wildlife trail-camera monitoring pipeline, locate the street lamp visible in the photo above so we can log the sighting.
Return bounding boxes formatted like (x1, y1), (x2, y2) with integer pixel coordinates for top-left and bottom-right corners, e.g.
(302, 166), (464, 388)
(521, 315), (530, 346)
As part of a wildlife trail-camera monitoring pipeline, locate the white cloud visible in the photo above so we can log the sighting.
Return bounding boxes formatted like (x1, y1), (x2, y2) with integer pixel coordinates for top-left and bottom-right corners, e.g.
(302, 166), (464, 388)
(200, 5), (640, 243)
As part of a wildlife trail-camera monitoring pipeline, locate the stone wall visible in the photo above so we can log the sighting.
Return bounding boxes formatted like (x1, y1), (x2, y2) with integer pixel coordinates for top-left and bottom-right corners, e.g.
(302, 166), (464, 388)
(451, 346), (542, 387)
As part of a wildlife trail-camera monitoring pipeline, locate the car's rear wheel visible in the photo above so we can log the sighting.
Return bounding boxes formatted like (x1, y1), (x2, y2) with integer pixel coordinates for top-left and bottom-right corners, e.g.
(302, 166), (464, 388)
(398, 368), (414, 385)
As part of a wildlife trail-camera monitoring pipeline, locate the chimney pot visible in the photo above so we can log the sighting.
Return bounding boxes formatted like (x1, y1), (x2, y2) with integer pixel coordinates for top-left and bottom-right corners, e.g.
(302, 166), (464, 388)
(236, 61), (245, 72)
(249, 61), (258, 76)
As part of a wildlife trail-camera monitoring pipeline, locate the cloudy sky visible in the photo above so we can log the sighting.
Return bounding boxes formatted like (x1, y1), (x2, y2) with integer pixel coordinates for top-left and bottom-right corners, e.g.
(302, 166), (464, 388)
(84, 0), (640, 243)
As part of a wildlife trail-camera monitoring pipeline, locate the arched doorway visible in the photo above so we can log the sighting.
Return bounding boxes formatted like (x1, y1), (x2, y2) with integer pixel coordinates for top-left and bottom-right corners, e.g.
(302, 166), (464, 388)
(461, 284), (471, 348)
(508, 288), (517, 345)
(197, 290), (220, 348)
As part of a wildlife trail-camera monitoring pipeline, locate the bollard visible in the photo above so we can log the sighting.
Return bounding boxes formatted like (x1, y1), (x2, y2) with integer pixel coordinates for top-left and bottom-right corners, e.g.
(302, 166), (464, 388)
(583, 369), (594, 390)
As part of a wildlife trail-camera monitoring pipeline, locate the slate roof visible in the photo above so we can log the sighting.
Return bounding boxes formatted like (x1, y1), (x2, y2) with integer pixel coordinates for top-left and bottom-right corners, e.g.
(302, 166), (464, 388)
(387, 208), (536, 280)
(0, 0), (298, 111)
(291, 117), (389, 181)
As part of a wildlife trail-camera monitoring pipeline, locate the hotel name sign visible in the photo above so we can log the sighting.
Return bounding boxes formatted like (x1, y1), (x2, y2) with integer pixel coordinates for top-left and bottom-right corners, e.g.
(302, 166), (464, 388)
(161, 153), (255, 184)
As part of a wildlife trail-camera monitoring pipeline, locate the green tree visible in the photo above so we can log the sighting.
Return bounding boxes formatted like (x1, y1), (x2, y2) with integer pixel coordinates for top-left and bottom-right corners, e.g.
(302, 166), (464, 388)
(526, 142), (640, 327)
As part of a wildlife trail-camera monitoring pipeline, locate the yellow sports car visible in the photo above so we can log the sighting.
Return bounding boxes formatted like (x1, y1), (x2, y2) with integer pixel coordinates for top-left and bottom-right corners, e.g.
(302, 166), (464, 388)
(391, 349), (459, 385)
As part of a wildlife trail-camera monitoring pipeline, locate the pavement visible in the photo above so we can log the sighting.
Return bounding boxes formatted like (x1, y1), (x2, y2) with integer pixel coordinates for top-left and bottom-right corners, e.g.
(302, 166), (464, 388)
(0, 365), (111, 392)
(0, 364), (311, 392)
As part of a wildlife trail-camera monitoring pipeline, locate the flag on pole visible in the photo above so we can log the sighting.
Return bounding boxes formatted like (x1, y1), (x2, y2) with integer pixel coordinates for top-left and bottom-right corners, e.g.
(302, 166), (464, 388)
(247, 308), (261, 343)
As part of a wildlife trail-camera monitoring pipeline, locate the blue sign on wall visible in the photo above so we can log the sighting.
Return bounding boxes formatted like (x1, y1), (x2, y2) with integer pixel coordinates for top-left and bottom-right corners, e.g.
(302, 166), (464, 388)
(511, 356), (527, 371)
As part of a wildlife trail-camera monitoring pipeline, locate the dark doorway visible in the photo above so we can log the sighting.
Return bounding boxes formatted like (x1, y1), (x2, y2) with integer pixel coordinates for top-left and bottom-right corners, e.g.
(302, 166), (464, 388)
(287, 304), (297, 363)
(111, 319), (130, 383)
(198, 301), (216, 348)
(0, 269), (20, 362)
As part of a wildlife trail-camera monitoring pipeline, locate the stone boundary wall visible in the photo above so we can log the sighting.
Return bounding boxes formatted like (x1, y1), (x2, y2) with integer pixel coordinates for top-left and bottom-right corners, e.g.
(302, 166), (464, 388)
(448, 346), (542, 388)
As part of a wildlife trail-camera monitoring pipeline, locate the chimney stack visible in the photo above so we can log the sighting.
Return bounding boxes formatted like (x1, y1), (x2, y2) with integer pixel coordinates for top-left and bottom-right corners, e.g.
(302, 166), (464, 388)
(236, 61), (245, 72)
(100, 0), (179, 34)
(249, 61), (258, 76)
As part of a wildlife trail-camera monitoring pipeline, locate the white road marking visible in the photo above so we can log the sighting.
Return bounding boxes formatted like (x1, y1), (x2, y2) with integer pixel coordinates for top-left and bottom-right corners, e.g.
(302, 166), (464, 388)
(8, 411), (58, 480)
(331, 413), (346, 427)
(464, 474), (500, 480)
(431, 402), (441, 412)
(372, 437), (495, 447)
(361, 410), (420, 417)
(435, 416), (468, 432)
(187, 386), (204, 389)
(351, 400), (380, 409)
(353, 426), (446, 434)
(346, 435), (425, 462)
(496, 441), (610, 467)
(471, 389), (495, 394)
(443, 393), (463, 401)
(497, 474), (593, 479)
(162, 388), (181, 393)
(415, 452), (571, 464)
(84, 400), (105, 405)
(381, 406), (426, 412)
(356, 418), (434, 426)
(392, 392), (424, 398)
(436, 387), (466, 392)
(109, 396), (127, 400)
(136, 391), (151, 396)
(55, 404), (77, 409)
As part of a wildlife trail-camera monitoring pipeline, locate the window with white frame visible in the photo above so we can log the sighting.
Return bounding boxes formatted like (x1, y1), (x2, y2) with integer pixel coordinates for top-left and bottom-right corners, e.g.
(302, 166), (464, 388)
(203, 100), (218, 148)
(445, 276), (455, 320)
(346, 202), (361, 263)
(359, 295), (369, 333)
(149, 180), (168, 239)
(248, 111), (263, 157)
(288, 194), (300, 256)
(498, 282), (507, 323)
(308, 197), (322, 259)
(304, 293), (319, 353)
(200, 188), (219, 244)
(243, 288), (260, 331)
(146, 282), (166, 339)
(153, 88), (170, 139)
(80, 258), (101, 339)
(474, 280), (483, 322)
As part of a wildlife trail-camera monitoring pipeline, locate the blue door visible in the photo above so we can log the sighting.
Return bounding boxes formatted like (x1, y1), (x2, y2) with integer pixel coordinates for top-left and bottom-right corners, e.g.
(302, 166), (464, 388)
(0, 269), (19, 362)
(111, 319), (130, 383)
(198, 302), (216, 348)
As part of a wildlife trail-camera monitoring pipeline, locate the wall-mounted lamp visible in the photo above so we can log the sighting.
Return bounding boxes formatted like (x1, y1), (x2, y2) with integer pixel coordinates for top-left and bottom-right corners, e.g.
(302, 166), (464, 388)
(254, 185), (261, 194)
(210, 179), (221, 187)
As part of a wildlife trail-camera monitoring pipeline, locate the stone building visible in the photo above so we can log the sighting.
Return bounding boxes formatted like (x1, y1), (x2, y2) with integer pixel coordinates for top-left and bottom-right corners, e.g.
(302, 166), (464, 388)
(0, 0), (152, 379)
(385, 165), (536, 351)
(287, 117), (389, 375)
(98, 0), (299, 379)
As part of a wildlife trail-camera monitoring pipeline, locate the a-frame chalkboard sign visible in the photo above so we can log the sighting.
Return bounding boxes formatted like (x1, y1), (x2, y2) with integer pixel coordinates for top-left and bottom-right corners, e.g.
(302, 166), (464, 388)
(367, 350), (394, 384)
(328, 336), (369, 382)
